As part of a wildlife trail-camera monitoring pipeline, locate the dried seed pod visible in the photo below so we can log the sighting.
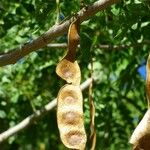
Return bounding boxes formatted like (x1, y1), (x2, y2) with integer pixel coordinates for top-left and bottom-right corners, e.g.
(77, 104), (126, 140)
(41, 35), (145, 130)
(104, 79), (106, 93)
(146, 54), (150, 107)
(56, 59), (81, 85)
(56, 18), (87, 149)
(66, 17), (80, 62)
(57, 84), (87, 149)
(130, 109), (150, 150)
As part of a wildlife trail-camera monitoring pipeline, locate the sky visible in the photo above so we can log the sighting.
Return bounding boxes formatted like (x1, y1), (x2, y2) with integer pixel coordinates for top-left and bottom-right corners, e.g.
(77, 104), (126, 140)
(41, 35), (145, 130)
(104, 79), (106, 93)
(138, 64), (146, 80)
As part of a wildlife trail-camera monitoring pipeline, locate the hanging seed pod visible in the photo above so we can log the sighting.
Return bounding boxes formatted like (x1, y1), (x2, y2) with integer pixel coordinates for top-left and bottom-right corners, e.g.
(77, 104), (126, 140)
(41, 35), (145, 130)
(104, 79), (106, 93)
(56, 17), (87, 149)
(57, 84), (87, 149)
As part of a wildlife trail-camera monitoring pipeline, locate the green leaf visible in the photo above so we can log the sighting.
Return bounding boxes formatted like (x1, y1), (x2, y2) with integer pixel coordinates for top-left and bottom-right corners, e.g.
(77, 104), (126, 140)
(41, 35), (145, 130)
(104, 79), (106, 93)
(0, 110), (6, 118)
(111, 6), (120, 16)
(131, 23), (138, 30)
(141, 21), (150, 28)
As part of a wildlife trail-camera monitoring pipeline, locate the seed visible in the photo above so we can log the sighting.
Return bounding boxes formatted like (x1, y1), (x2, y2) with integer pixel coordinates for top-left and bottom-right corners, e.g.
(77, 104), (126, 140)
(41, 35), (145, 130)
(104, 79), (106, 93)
(66, 131), (84, 146)
(62, 111), (81, 124)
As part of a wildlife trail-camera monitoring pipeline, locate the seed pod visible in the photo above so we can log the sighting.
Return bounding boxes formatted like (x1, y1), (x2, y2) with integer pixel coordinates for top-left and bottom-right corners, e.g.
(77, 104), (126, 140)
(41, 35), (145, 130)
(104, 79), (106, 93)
(146, 54), (150, 107)
(56, 59), (81, 85)
(57, 84), (87, 149)
(130, 109), (150, 150)
(56, 18), (87, 149)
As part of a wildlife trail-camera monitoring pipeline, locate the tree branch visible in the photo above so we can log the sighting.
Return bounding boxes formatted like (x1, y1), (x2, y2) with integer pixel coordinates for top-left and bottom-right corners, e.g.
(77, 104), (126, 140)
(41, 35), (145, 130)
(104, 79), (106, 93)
(0, 78), (92, 143)
(0, 0), (118, 67)
(47, 40), (150, 49)
(98, 40), (150, 50)
(47, 43), (68, 48)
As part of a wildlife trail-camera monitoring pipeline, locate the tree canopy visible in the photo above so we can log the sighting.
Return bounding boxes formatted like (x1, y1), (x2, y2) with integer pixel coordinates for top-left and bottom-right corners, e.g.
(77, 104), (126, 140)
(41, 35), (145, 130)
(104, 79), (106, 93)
(0, 0), (150, 149)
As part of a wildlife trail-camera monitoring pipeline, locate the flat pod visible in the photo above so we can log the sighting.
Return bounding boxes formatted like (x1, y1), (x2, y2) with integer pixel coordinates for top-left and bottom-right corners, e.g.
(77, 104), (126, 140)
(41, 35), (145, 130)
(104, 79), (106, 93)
(130, 109), (150, 150)
(56, 18), (87, 149)
(57, 84), (87, 149)
(56, 59), (81, 85)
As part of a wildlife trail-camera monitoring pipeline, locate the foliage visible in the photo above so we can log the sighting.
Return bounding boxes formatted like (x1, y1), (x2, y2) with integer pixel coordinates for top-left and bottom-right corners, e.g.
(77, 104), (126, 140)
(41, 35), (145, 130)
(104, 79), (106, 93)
(0, 0), (150, 149)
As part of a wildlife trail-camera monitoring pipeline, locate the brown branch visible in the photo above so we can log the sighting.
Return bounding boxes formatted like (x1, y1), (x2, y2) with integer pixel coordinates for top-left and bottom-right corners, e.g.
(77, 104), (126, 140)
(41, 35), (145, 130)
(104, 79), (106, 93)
(0, 0), (118, 67)
(0, 78), (92, 143)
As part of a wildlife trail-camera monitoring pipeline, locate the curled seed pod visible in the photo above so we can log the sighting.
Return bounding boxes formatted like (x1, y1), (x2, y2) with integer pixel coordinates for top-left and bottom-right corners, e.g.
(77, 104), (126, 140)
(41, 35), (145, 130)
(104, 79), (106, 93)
(66, 17), (80, 62)
(56, 59), (81, 85)
(130, 109), (150, 150)
(57, 84), (87, 149)
(146, 54), (150, 107)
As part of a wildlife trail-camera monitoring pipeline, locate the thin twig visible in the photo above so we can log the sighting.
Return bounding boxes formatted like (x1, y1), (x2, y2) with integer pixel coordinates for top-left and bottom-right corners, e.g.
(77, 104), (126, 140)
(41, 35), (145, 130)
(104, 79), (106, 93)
(47, 40), (150, 49)
(0, 78), (92, 143)
(99, 40), (150, 50)
(0, 0), (118, 67)
(47, 43), (68, 48)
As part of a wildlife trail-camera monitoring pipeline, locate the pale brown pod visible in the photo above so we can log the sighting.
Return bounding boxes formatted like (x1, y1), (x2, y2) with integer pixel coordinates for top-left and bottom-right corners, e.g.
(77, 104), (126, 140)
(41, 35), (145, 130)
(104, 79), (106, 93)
(56, 59), (81, 85)
(129, 109), (150, 150)
(57, 84), (87, 149)
(56, 18), (86, 149)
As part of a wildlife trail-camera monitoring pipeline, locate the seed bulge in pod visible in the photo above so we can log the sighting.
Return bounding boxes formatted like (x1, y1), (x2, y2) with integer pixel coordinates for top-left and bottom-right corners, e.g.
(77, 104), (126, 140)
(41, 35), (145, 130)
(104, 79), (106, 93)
(64, 95), (77, 104)
(58, 84), (82, 106)
(61, 91), (78, 104)
(64, 130), (87, 149)
(56, 59), (81, 85)
(61, 111), (82, 125)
